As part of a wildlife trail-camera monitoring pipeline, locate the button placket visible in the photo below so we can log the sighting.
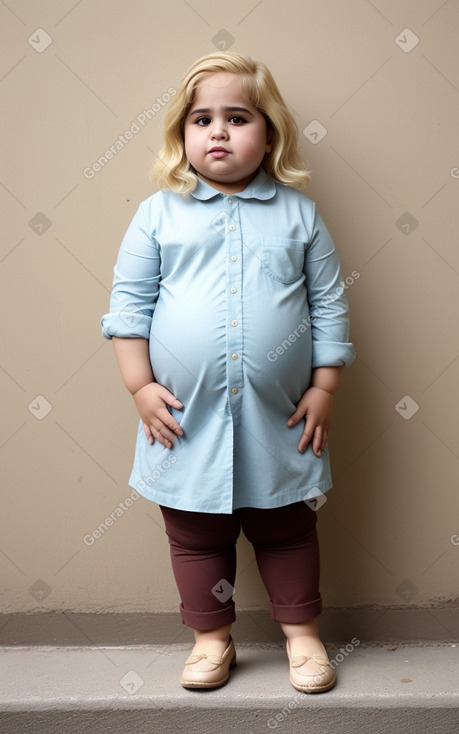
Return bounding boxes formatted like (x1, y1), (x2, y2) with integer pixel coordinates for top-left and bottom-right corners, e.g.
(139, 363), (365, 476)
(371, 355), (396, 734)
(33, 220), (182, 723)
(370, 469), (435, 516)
(226, 197), (243, 402)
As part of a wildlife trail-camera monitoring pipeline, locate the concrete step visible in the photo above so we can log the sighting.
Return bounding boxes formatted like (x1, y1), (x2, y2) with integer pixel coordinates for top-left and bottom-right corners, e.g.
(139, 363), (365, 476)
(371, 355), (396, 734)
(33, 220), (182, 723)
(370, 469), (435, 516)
(1, 642), (458, 734)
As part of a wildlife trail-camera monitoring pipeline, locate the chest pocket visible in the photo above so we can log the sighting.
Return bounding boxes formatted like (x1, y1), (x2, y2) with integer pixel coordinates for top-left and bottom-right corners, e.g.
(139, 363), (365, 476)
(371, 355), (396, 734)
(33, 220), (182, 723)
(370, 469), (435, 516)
(261, 237), (305, 284)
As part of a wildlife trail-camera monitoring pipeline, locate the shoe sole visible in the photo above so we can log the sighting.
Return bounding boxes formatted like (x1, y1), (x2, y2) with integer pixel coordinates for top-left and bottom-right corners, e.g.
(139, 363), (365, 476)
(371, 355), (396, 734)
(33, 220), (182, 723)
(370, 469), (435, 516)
(289, 672), (337, 694)
(180, 656), (237, 690)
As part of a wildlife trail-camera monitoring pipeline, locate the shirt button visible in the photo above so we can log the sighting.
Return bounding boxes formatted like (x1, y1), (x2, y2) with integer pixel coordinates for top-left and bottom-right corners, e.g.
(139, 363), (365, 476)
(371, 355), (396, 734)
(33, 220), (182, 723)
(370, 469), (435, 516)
(231, 353), (238, 360)
(231, 255), (237, 262)
(230, 287), (237, 294)
(231, 387), (238, 394)
(229, 224), (236, 231)
(231, 319), (238, 327)
(228, 198), (233, 204)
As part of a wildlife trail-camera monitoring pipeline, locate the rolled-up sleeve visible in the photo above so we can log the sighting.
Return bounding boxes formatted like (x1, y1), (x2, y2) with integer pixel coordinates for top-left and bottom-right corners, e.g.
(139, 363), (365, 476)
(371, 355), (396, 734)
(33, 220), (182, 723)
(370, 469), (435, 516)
(101, 203), (161, 340)
(304, 207), (356, 368)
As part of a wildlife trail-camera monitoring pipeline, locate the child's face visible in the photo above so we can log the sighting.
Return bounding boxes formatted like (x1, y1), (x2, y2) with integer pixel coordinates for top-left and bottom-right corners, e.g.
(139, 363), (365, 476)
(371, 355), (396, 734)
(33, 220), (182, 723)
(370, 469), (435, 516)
(184, 72), (272, 194)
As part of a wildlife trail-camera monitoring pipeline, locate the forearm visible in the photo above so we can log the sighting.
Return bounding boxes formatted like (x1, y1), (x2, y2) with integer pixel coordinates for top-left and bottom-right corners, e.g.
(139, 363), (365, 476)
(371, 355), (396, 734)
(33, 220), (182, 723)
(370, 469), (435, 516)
(311, 366), (343, 395)
(112, 336), (154, 395)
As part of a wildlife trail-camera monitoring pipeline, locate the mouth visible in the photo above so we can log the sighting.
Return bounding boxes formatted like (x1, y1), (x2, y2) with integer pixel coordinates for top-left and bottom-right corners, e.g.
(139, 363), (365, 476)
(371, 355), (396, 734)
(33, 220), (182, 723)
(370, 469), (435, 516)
(208, 147), (230, 158)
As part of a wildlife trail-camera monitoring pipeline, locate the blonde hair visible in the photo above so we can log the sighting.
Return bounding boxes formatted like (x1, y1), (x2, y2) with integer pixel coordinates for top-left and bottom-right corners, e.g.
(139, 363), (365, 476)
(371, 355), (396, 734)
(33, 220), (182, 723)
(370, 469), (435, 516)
(151, 52), (311, 194)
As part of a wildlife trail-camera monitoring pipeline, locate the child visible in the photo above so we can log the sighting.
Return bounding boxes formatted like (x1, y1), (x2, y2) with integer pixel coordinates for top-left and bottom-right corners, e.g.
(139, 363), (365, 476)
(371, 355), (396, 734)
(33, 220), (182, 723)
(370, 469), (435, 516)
(101, 52), (355, 692)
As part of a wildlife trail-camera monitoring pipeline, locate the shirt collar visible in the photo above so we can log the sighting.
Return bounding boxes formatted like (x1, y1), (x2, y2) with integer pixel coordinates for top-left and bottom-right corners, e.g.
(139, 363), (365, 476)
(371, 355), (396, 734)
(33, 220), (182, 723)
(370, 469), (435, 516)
(190, 166), (277, 201)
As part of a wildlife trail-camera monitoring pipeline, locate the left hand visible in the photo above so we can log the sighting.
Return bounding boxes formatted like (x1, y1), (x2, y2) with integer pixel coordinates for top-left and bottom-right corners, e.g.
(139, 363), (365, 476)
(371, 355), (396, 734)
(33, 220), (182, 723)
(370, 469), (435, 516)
(287, 386), (334, 456)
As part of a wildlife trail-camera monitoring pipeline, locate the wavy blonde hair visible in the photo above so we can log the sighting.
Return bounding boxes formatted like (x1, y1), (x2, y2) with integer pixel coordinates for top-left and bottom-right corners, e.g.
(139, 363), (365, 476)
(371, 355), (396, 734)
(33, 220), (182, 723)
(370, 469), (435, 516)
(151, 52), (311, 194)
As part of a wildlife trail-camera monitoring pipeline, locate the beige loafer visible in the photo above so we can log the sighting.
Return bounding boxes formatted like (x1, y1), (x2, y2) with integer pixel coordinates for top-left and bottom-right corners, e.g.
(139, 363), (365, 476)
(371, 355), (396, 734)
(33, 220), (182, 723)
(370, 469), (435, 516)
(180, 636), (237, 689)
(286, 640), (337, 693)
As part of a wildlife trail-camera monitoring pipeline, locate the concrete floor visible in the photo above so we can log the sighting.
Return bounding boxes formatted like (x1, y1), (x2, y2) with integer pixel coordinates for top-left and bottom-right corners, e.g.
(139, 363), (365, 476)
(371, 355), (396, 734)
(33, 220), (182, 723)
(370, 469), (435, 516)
(1, 642), (458, 734)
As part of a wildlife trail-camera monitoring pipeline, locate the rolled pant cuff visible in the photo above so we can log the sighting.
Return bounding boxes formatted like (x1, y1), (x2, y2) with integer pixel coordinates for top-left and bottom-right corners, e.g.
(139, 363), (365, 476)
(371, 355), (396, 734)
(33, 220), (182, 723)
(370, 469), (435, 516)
(269, 595), (322, 623)
(179, 601), (236, 631)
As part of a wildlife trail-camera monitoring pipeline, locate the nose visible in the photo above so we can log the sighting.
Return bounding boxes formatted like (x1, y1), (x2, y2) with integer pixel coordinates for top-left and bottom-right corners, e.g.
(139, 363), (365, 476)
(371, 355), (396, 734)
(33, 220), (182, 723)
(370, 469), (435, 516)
(210, 119), (228, 140)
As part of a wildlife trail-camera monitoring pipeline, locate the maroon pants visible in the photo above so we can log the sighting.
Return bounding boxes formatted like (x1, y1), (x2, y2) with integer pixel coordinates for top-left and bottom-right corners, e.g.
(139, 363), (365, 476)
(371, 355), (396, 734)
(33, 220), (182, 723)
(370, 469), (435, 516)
(159, 501), (322, 631)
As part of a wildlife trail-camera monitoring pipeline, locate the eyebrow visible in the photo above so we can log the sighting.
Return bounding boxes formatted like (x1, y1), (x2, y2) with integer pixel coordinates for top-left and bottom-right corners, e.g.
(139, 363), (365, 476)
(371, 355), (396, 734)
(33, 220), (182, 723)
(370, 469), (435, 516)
(188, 106), (254, 117)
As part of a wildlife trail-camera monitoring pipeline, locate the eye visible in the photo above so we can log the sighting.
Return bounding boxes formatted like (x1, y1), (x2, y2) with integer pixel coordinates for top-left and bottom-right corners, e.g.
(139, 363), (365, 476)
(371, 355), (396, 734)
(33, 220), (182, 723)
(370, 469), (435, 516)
(195, 116), (211, 126)
(229, 116), (246, 124)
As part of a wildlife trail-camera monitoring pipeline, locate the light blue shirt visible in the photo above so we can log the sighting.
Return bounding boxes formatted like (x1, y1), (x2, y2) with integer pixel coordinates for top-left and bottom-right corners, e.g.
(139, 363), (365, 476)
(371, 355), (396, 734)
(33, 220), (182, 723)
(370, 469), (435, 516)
(101, 167), (355, 513)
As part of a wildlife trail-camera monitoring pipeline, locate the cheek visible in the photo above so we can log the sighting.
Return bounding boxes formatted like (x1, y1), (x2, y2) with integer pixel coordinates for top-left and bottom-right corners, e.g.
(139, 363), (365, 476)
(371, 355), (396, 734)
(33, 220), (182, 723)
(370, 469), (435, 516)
(244, 137), (268, 158)
(184, 131), (198, 160)
(244, 128), (268, 154)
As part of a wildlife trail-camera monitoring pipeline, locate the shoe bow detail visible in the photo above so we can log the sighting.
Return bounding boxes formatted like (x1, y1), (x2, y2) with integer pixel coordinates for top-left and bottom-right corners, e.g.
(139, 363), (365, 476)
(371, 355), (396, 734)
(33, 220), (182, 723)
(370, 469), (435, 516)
(290, 654), (331, 670)
(180, 637), (237, 689)
(286, 641), (337, 693)
(185, 653), (225, 667)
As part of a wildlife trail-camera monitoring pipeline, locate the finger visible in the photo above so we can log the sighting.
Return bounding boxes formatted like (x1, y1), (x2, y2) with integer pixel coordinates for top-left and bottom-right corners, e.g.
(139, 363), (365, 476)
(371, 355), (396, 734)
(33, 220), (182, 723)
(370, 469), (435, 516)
(297, 418), (316, 453)
(153, 420), (179, 445)
(313, 426), (330, 456)
(287, 404), (307, 426)
(158, 407), (184, 436)
(159, 387), (184, 410)
(312, 427), (324, 457)
(143, 422), (154, 445)
(298, 433), (311, 453)
(150, 426), (174, 450)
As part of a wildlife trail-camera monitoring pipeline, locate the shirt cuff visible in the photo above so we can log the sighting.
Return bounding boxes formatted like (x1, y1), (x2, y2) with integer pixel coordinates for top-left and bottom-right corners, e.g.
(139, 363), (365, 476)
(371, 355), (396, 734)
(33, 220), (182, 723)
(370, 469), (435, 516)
(100, 312), (152, 340)
(311, 341), (356, 368)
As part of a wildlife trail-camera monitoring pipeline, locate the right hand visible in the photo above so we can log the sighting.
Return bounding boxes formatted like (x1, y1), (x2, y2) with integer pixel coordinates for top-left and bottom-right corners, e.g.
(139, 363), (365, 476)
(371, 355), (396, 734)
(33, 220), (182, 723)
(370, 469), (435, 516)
(132, 382), (183, 449)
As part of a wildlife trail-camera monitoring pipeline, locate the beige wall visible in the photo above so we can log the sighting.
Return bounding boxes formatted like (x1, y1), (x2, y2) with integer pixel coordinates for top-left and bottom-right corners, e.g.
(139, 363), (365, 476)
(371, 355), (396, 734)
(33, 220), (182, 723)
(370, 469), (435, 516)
(1, 0), (458, 614)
